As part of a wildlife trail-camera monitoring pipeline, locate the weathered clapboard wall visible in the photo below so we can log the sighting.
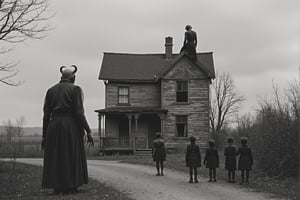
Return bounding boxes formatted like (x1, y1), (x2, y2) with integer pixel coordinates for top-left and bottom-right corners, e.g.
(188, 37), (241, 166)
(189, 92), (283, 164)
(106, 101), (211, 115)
(105, 82), (161, 108)
(161, 58), (210, 148)
(104, 81), (161, 147)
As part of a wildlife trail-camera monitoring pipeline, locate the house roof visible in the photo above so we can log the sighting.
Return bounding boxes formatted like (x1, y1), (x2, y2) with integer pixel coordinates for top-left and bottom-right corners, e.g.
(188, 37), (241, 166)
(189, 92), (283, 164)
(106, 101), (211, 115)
(99, 52), (215, 81)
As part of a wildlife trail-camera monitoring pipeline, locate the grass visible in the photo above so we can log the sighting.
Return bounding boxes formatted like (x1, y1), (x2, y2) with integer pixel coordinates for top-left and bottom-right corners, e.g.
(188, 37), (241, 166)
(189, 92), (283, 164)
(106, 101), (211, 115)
(89, 153), (298, 200)
(0, 160), (133, 200)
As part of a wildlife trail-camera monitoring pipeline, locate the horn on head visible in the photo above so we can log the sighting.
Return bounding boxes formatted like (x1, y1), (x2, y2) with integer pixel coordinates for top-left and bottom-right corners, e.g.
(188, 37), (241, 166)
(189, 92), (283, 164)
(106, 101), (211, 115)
(60, 66), (66, 73)
(71, 65), (77, 74)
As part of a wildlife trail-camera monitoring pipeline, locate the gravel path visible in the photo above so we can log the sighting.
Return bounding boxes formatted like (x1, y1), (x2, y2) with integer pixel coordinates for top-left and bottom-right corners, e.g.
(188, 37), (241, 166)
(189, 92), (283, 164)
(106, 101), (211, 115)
(4, 158), (285, 200)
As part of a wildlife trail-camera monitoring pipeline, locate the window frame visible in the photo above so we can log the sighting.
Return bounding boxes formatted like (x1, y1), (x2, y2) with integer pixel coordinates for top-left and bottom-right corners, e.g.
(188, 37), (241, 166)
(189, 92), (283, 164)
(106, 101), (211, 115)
(176, 80), (188, 103)
(175, 115), (188, 137)
(117, 86), (130, 105)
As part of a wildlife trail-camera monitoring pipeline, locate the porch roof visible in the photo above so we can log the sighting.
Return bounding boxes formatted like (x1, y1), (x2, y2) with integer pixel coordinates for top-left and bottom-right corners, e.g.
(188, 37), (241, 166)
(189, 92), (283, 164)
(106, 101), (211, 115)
(95, 107), (168, 114)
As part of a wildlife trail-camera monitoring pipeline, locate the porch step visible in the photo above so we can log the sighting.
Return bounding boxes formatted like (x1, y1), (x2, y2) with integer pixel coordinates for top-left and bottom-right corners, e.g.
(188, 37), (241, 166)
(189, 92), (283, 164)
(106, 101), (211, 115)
(135, 149), (152, 156)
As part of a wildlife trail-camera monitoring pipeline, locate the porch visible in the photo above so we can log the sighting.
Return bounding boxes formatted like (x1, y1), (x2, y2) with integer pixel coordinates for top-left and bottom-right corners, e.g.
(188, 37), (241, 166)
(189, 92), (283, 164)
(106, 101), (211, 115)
(98, 136), (152, 155)
(95, 107), (168, 155)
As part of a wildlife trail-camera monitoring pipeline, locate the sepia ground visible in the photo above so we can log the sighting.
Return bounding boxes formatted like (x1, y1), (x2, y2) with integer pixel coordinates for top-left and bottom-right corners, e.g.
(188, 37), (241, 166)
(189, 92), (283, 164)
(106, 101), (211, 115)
(4, 158), (287, 200)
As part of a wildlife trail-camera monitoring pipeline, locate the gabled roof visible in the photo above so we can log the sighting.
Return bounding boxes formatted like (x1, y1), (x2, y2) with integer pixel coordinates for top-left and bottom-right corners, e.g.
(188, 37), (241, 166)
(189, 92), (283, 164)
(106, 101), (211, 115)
(99, 52), (215, 81)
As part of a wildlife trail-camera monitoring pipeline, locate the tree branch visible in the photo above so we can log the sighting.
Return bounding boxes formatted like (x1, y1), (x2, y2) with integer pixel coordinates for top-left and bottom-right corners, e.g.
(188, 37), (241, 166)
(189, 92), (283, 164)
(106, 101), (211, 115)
(0, 0), (53, 86)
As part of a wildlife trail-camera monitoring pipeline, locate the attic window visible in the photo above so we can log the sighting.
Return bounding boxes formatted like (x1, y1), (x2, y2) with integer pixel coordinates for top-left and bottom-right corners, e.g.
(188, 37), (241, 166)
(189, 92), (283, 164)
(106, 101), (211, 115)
(176, 81), (188, 102)
(118, 86), (129, 104)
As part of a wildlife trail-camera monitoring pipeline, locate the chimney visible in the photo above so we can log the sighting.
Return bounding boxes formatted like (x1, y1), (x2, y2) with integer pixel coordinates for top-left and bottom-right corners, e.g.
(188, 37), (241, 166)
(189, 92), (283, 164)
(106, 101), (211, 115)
(165, 36), (173, 60)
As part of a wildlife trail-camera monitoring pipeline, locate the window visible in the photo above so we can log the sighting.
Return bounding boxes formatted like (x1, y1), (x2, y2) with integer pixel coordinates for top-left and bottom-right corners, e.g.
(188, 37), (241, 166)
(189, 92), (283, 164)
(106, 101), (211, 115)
(176, 115), (187, 137)
(118, 86), (129, 104)
(176, 81), (188, 102)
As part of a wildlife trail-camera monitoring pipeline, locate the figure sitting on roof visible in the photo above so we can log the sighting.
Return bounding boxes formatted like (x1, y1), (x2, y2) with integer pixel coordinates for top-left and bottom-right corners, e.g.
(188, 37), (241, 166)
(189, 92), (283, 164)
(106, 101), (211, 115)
(180, 25), (198, 62)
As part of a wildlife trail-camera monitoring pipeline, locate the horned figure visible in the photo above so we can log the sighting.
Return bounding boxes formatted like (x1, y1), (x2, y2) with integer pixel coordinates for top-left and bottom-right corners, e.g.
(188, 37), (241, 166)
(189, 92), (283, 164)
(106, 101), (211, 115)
(42, 63), (93, 194)
(60, 65), (77, 83)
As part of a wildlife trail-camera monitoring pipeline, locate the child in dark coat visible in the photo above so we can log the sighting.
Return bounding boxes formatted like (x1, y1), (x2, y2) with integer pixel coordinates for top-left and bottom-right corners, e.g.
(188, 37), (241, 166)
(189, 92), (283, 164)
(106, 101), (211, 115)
(185, 136), (201, 183)
(237, 137), (253, 184)
(204, 139), (219, 182)
(152, 132), (166, 176)
(224, 137), (237, 183)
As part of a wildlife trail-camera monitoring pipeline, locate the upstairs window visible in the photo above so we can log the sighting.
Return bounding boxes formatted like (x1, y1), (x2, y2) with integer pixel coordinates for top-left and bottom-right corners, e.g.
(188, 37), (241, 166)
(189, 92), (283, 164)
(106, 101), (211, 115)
(118, 86), (129, 104)
(176, 81), (188, 102)
(176, 115), (187, 137)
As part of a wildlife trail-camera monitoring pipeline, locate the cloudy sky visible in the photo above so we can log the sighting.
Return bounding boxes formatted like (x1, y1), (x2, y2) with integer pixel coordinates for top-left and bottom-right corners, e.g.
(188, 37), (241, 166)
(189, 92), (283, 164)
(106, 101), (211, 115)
(0, 0), (299, 128)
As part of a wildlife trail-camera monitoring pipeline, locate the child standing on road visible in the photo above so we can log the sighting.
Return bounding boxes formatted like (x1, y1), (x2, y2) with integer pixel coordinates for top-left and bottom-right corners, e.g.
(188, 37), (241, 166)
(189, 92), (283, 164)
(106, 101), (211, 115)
(152, 132), (166, 176)
(204, 139), (219, 182)
(224, 137), (237, 183)
(185, 136), (202, 183)
(237, 137), (253, 184)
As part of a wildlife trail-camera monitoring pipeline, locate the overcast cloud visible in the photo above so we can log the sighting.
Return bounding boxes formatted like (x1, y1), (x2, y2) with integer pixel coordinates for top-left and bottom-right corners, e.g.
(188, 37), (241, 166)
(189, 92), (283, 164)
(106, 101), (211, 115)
(0, 0), (299, 128)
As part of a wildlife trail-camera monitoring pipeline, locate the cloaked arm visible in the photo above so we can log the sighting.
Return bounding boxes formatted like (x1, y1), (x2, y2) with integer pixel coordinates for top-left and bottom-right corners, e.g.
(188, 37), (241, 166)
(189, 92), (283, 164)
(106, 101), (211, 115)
(203, 149), (208, 165)
(73, 86), (91, 133)
(197, 146), (202, 165)
(249, 148), (254, 166)
(183, 32), (188, 46)
(163, 142), (166, 159)
(41, 90), (51, 150)
(216, 149), (219, 166)
(73, 86), (93, 145)
(185, 145), (189, 165)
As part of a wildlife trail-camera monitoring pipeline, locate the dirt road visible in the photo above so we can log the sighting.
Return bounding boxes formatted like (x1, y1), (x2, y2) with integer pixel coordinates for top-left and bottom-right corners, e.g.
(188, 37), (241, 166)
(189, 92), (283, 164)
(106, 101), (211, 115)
(4, 159), (284, 200)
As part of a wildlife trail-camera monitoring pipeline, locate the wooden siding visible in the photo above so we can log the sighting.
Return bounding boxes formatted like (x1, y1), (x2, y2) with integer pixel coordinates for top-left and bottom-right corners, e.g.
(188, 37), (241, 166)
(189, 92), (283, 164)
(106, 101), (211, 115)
(106, 82), (161, 108)
(162, 58), (210, 148)
(164, 59), (208, 79)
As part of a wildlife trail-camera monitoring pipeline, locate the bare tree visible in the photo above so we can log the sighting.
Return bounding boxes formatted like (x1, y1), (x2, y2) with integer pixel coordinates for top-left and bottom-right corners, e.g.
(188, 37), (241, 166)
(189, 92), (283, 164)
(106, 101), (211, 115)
(1, 119), (16, 155)
(286, 79), (300, 120)
(15, 116), (25, 151)
(2, 119), (15, 143)
(0, 0), (53, 86)
(210, 72), (245, 133)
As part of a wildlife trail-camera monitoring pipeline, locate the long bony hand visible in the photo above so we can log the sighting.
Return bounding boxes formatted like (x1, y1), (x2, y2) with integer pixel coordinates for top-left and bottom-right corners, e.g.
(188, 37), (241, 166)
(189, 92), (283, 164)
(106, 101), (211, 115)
(87, 133), (94, 147)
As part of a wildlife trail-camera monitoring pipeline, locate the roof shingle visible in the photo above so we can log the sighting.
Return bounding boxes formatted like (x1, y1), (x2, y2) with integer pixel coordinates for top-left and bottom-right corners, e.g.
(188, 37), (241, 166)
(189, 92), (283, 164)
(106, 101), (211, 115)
(99, 52), (215, 81)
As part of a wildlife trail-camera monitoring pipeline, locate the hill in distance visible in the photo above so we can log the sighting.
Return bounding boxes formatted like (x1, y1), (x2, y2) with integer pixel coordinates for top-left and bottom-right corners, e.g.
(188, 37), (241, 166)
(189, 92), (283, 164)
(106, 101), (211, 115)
(0, 126), (98, 136)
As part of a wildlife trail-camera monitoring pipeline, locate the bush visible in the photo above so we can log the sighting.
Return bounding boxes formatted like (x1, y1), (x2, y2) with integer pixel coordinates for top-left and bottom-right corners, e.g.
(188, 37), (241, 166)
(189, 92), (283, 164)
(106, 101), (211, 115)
(251, 104), (299, 177)
(233, 82), (299, 178)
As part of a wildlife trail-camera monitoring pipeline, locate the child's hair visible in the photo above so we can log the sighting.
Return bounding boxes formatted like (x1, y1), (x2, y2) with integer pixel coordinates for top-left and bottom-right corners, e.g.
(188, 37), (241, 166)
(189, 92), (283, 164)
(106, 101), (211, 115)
(227, 137), (233, 143)
(155, 132), (162, 138)
(240, 137), (248, 145)
(190, 136), (196, 142)
(208, 139), (215, 146)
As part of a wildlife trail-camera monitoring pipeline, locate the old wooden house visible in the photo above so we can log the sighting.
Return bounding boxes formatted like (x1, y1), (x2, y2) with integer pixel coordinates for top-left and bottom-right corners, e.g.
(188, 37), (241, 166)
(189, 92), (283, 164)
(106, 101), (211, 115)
(95, 37), (215, 154)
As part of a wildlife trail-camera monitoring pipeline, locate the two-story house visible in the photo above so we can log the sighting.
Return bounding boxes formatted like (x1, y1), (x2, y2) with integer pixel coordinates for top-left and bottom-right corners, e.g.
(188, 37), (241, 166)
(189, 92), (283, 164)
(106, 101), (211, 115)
(95, 37), (215, 154)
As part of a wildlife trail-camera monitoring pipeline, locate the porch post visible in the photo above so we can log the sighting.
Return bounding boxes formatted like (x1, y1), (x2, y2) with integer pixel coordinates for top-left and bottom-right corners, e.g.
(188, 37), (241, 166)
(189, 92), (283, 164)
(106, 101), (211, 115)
(126, 114), (135, 154)
(98, 113), (102, 149)
(134, 113), (141, 131)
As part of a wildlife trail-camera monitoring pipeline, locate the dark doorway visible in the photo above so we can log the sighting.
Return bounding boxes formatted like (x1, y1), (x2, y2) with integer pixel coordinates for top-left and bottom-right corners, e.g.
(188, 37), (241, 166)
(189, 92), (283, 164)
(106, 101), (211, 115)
(119, 115), (129, 138)
(147, 115), (161, 148)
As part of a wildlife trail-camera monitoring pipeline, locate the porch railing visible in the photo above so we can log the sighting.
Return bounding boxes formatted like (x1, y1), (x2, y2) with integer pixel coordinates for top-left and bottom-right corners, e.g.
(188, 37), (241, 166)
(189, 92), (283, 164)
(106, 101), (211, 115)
(100, 137), (130, 149)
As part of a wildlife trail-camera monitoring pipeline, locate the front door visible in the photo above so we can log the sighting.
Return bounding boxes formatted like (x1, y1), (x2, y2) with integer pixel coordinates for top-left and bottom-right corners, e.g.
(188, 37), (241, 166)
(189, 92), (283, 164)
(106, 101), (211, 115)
(119, 115), (129, 138)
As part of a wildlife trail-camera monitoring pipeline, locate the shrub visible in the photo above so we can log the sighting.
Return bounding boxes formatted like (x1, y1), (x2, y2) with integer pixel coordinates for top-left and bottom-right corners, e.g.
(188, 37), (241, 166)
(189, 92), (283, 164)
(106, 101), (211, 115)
(233, 81), (299, 178)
